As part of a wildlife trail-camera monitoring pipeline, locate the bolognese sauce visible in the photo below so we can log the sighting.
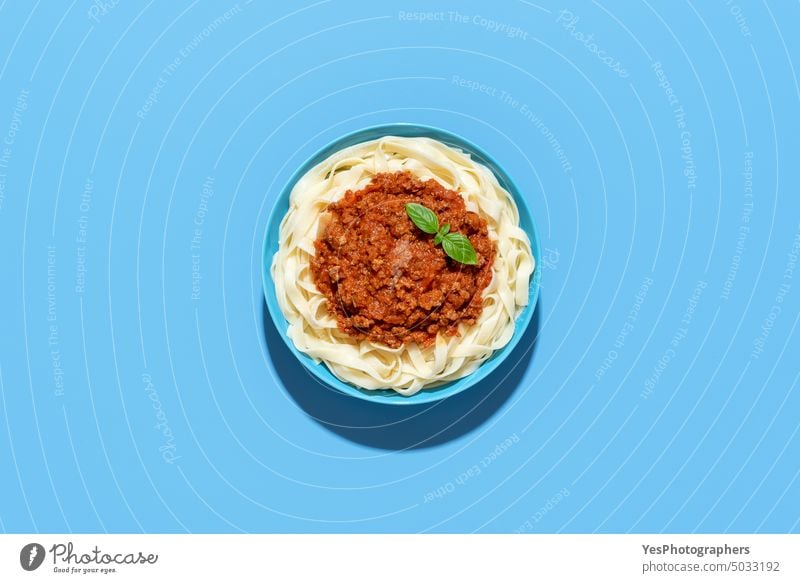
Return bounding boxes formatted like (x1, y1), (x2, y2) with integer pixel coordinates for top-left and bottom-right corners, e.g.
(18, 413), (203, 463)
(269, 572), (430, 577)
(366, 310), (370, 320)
(311, 171), (495, 348)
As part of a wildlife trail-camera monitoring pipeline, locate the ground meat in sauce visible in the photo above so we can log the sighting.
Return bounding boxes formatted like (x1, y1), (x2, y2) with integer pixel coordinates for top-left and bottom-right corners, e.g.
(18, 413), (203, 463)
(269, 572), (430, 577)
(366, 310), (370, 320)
(311, 170), (495, 348)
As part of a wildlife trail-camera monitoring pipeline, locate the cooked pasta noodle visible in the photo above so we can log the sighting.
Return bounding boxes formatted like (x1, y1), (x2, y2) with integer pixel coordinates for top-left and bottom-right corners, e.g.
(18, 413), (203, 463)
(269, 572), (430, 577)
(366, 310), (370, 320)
(271, 136), (534, 395)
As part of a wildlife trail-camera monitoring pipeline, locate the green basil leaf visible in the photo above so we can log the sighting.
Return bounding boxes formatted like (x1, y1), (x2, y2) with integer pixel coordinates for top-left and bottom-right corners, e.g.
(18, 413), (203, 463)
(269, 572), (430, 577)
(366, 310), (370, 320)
(442, 233), (478, 265)
(433, 223), (450, 246)
(405, 203), (439, 234)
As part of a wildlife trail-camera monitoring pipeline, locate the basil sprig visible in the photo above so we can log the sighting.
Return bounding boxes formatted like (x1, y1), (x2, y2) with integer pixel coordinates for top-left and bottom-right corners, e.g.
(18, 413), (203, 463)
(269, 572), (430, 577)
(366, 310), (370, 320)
(404, 203), (478, 265)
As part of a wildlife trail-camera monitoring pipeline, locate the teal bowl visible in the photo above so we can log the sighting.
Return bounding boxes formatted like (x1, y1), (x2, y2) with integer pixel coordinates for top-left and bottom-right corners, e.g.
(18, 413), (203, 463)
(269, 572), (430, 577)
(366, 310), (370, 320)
(262, 123), (541, 405)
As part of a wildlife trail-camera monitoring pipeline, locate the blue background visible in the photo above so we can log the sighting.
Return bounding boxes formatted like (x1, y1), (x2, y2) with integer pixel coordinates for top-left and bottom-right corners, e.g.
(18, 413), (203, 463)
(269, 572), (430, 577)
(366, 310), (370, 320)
(0, 0), (798, 533)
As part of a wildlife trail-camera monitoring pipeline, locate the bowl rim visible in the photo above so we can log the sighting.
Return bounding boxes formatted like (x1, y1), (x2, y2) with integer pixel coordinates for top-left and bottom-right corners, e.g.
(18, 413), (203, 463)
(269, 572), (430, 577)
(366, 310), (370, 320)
(262, 122), (541, 405)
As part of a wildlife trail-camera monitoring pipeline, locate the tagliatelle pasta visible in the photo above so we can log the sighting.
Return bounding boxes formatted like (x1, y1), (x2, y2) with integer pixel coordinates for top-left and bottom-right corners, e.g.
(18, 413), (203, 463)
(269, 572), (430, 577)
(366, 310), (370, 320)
(271, 136), (534, 395)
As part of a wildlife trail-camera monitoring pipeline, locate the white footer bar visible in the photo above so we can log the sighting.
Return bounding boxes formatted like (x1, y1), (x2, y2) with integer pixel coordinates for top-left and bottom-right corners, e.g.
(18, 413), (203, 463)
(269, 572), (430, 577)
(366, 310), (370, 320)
(1, 534), (797, 582)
